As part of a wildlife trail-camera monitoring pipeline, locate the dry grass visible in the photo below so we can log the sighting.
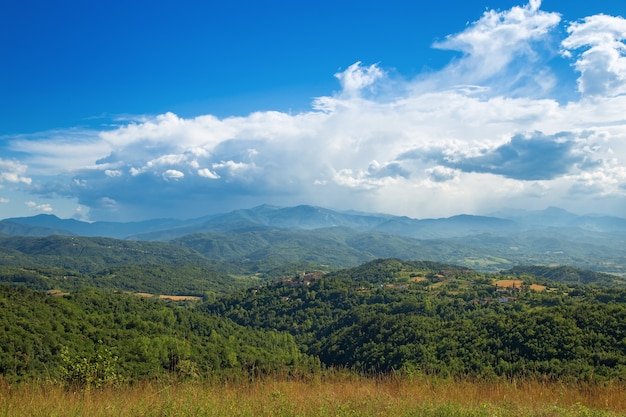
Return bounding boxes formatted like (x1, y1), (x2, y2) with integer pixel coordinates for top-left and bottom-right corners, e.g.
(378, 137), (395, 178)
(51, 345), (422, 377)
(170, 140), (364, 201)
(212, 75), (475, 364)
(494, 280), (548, 292)
(157, 295), (202, 301)
(134, 293), (203, 301)
(1, 374), (625, 417)
(493, 280), (524, 288)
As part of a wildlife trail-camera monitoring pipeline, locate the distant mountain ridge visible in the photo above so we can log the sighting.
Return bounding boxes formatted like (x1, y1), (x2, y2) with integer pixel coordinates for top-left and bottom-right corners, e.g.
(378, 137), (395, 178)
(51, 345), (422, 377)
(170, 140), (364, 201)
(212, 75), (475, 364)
(1, 214), (186, 239)
(4, 205), (626, 240)
(2, 205), (626, 275)
(489, 206), (626, 232)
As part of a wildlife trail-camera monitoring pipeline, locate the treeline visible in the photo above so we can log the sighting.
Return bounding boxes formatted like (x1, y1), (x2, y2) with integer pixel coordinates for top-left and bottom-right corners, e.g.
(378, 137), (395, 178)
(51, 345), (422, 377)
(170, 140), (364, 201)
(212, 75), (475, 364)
(0, 235), (214, 273)
(507, 265), (625, 286)
(2, 257), (626, 384)
(0, 264), (256, 297)
(203, 259), (626, 380)
(0, 285), (309, 383)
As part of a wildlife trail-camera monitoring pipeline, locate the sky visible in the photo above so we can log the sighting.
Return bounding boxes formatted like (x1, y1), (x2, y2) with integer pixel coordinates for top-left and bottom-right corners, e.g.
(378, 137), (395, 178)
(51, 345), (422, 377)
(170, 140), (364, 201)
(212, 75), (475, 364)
(1, 0), (626, 222)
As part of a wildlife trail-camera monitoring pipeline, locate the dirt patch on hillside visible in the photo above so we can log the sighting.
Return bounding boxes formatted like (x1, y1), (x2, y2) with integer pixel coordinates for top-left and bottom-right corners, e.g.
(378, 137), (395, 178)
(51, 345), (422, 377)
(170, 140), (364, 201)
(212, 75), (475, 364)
(135, 292), (202, 301)
(493, 280), (523, 288)
(493, 280), (547, 292)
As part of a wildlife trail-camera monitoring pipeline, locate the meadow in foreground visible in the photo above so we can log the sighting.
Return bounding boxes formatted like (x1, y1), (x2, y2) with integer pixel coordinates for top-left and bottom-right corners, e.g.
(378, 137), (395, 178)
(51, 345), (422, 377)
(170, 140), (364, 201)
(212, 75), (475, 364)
(2, 373), (625, 417)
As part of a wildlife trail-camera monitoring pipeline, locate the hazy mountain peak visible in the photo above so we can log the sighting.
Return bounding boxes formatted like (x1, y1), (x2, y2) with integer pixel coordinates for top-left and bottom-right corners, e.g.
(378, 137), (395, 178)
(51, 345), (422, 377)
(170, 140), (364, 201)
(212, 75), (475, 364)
(3, 205), (626, 241)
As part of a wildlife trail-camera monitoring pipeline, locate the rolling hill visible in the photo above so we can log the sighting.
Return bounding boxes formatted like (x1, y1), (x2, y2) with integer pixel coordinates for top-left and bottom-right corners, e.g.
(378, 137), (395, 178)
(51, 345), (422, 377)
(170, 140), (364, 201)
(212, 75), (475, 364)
(1, 205), (625, 275)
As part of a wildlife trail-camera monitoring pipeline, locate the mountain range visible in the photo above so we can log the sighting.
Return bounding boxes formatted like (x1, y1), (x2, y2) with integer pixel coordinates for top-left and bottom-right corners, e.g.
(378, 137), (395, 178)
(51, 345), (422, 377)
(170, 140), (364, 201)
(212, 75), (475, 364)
(3, 205), (626, 239)
(1, 205), (625, 274)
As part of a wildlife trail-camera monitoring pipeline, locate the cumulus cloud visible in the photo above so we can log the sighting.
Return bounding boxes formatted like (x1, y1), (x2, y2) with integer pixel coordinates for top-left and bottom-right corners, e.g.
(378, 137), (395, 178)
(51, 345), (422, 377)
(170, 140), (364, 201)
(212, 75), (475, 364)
(330, 160), (410, 190)
(2, 1), (626, 220)
(104, 169), (122, 177)
(25, 201), (53, 213)
(426, 131), (595, 180)
(426, 166), (458, 183)
(197, 168), (220, 179)
(561, 14), (626, 96)
(0, 159), (32, 184)
(429, 0), (561, 96)
(162, 169), (184, 181)
(334, 61), (385, 97)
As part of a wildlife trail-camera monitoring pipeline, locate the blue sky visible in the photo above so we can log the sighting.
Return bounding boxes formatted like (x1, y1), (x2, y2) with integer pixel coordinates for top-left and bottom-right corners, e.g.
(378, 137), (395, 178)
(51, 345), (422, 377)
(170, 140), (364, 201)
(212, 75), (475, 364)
(1, 0), (626, 221)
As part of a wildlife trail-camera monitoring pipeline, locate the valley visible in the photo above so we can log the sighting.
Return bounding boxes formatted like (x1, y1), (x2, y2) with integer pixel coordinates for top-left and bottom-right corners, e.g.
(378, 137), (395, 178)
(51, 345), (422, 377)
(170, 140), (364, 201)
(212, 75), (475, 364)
(1, 205), (626, 416)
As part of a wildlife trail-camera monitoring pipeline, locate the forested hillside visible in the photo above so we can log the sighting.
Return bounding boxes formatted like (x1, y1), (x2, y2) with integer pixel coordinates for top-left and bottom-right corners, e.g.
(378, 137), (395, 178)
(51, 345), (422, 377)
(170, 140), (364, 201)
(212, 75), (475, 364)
(167, 227), (626, 274)
(506, 265), (626, 286)
(0, 235), (213, 273)
(2, 236), (626, 384)
(0, 264), (257, 296)
(0, 234), (262, 296)
(0, 285), (307, 383)
(203, 259), (626, 379)
(3, 205), (626, 274)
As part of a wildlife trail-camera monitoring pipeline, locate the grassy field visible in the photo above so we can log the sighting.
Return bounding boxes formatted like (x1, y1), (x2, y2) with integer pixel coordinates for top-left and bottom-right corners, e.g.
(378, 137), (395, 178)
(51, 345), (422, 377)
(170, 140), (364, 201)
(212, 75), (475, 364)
(2, 374), (625, 417)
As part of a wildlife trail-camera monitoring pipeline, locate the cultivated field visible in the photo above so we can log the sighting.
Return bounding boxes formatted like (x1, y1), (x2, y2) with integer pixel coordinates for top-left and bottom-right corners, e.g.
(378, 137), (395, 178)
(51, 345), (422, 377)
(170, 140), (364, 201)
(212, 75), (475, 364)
(493, 279), (524, 288)
(135, 292), (203, 301)
(2, 374), (625, 417)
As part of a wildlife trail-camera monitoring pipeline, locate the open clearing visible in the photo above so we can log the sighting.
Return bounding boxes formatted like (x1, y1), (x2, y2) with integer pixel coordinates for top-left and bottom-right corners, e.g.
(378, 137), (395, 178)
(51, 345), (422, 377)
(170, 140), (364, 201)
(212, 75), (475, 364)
(135, 292), (202, 301)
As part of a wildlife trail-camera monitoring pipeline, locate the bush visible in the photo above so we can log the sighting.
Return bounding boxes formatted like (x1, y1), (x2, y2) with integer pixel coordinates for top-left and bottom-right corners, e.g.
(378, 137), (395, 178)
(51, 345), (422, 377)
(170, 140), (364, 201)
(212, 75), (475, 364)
(59, 343), (123, 389)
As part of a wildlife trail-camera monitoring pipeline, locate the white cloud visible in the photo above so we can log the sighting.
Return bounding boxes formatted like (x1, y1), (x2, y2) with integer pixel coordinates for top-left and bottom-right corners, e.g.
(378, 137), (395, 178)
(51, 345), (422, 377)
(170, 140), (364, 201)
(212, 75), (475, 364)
(104, 169), (122, 177)
(429, 0), (561, 95)
(426, 166), (458, 183)
(98, 112), (234, 153)
(334, 61), (385, 97)
(25, 201), (53, 213)
(2, 2), (626, 221)
(197, 168), (220, 179)
(561, 14), (626, 96)
(97, 197), (118, 209)
(9, 130), (111, 174)
(162, 169), (184, 180)
(148, 154), (188, 168)
(0, 158), (32, 184)
(0, 197), (9, 204)
(210, 160), (258, 182)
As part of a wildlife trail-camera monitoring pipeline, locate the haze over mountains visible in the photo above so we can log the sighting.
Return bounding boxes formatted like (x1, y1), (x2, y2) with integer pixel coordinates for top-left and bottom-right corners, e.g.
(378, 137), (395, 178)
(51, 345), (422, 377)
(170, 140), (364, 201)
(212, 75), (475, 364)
(1, 205), (625, 275)
(2, 205), (626, 240)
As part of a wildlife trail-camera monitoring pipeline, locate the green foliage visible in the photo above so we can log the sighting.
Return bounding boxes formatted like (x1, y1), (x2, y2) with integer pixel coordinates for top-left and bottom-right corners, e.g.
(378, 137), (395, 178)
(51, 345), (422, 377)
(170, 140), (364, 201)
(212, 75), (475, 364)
(0, 285), (309, 382)
(0, 263), (258, 297)
(169, 227), (626, 274)
(0, 265), (76, 290)
(204, 258), (626, 380)
(89, 264), (256, 295)
(59, 343), (122, 388)
(2, 227), (625, 282)
(506, 265), (624, 286)
(3, 251), (626, 385)
(0, 235), (213, 273)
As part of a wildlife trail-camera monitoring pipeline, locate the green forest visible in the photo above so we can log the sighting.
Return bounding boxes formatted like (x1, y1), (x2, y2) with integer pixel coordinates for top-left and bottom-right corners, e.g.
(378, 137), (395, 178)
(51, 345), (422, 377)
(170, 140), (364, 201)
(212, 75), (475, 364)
(204, 259), (626, 379)
(2, 233), (626, 386)
(0, 285), (307, 385)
